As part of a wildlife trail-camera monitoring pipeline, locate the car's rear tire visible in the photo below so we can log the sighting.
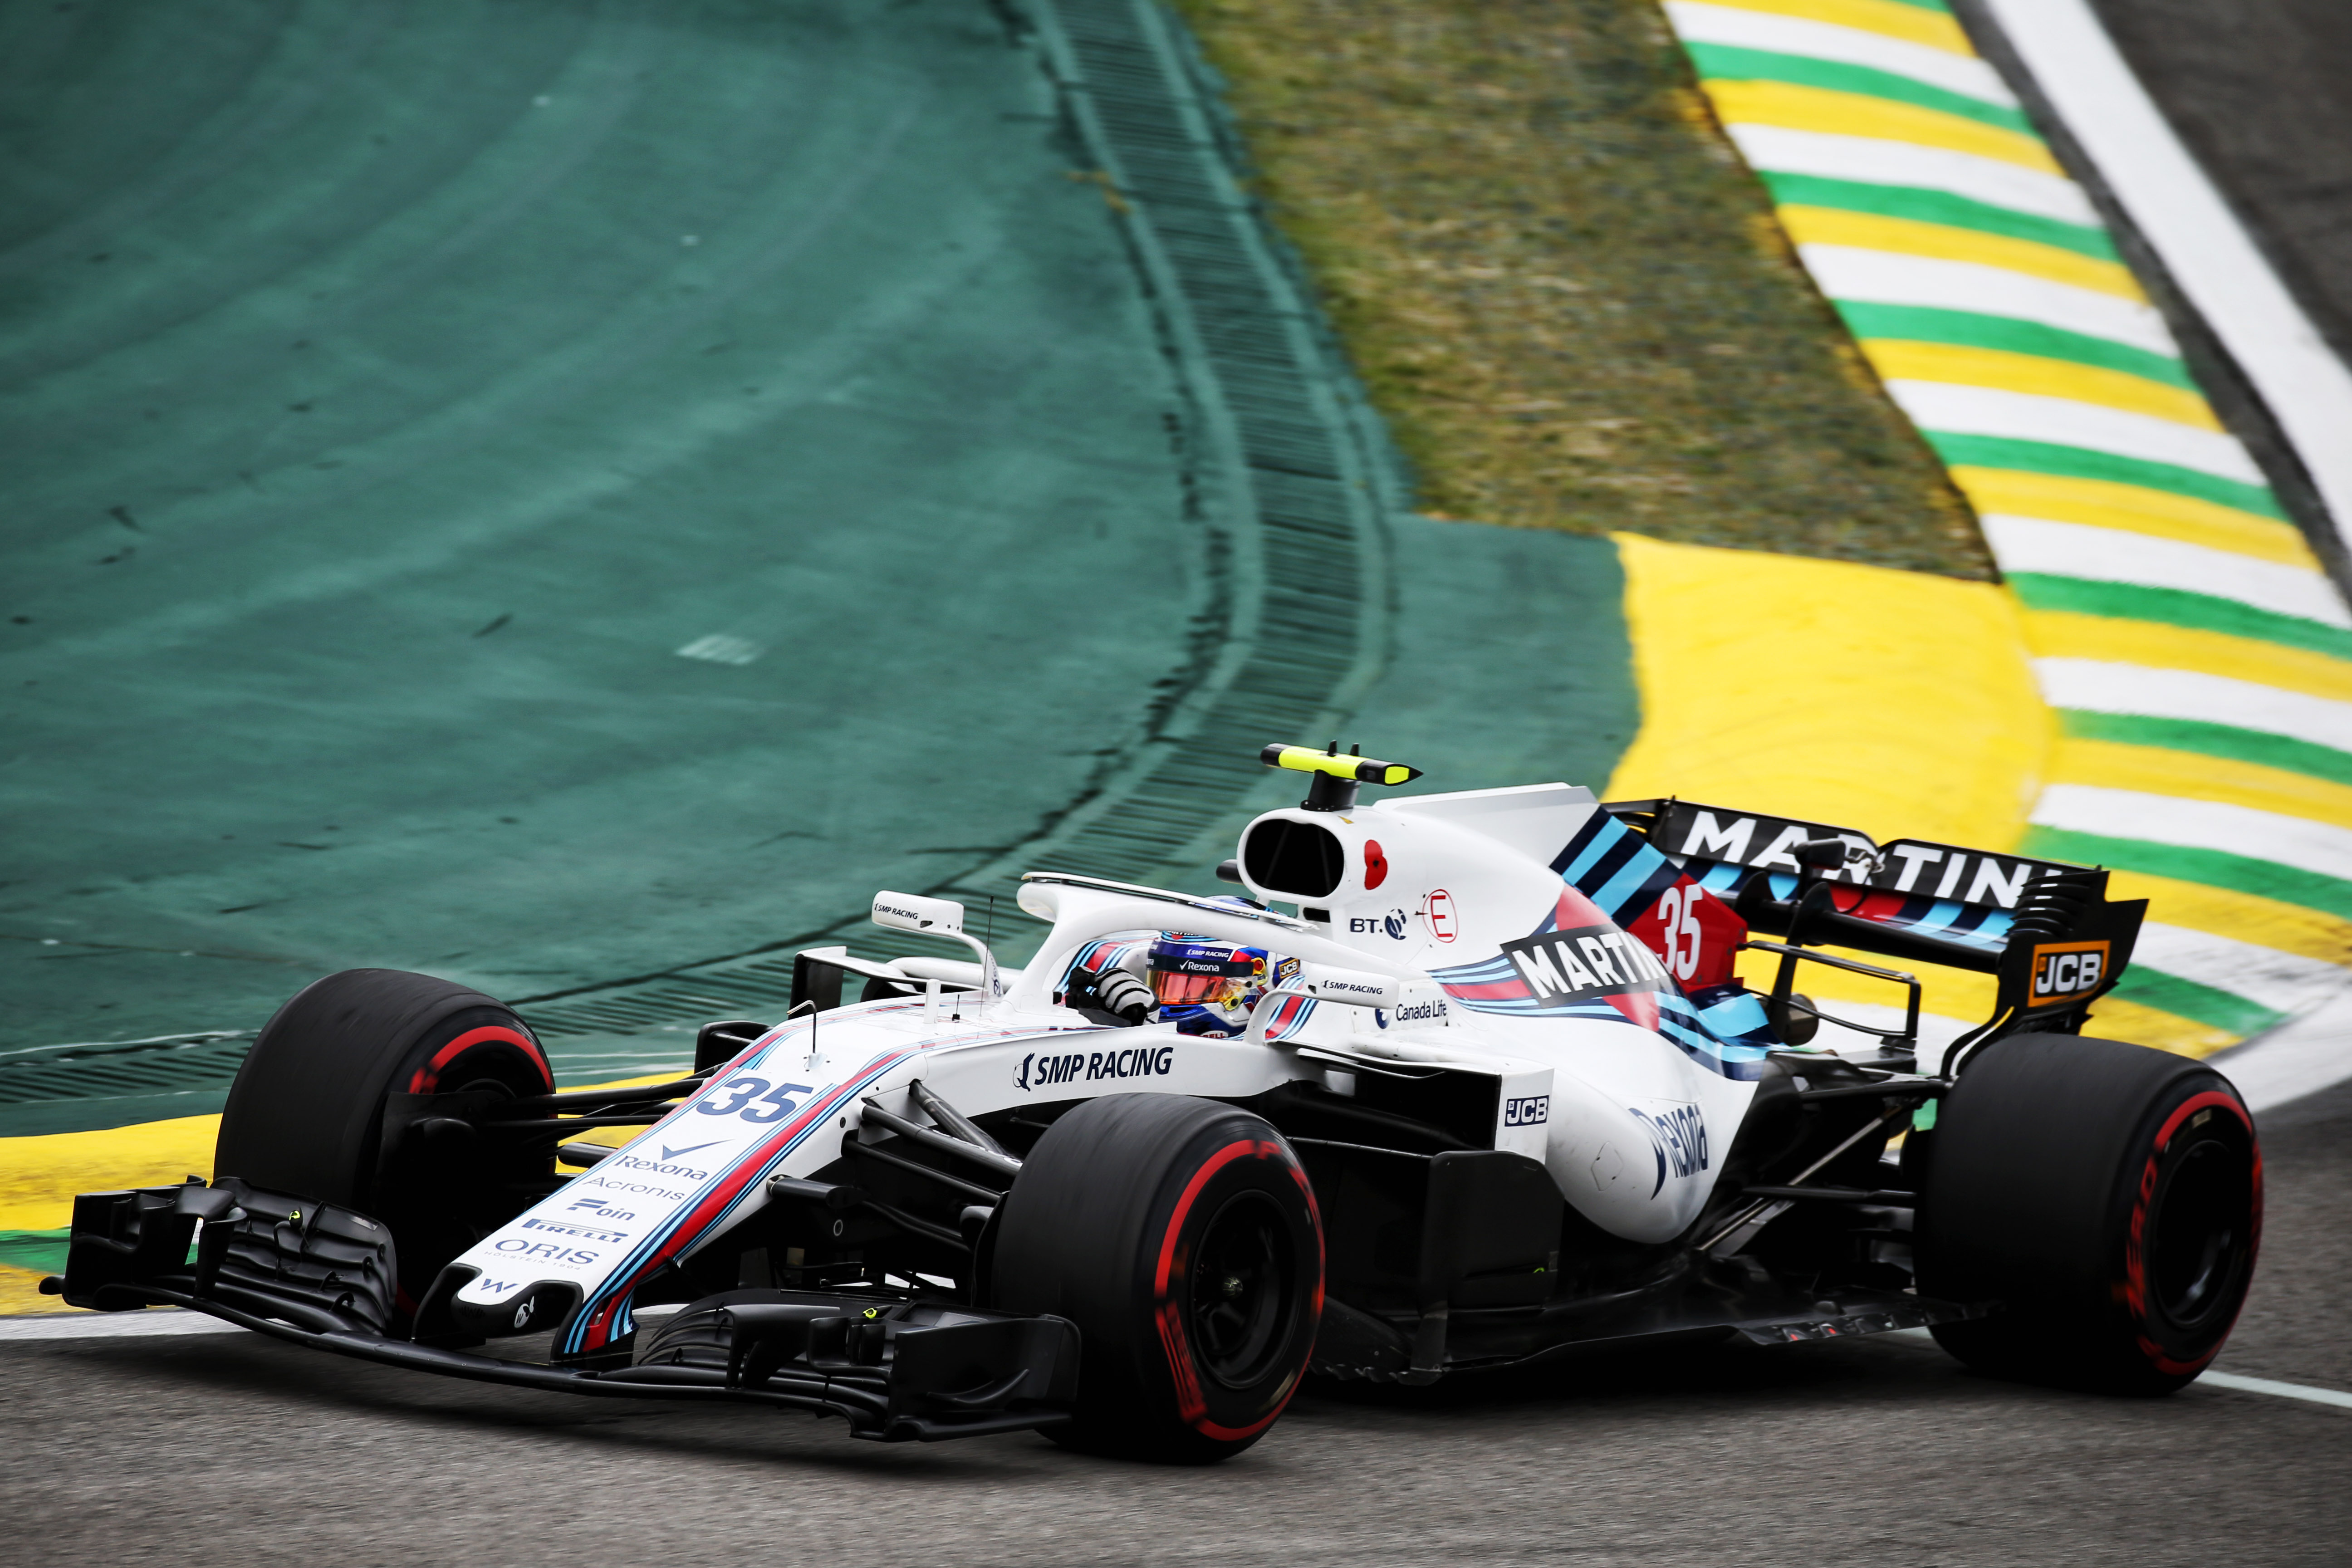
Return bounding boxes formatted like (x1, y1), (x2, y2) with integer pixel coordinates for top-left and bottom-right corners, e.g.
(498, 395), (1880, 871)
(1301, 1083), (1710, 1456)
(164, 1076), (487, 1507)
(215, 968), (555, 1308)
(1915, 1032), (2260, 1394)
(989, 1093), (1323, 1462)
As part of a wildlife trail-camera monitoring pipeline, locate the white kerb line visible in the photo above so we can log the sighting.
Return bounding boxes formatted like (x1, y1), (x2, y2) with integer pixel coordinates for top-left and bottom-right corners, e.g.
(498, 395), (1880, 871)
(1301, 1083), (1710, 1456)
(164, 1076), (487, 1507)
(1981, 0), (2352, 553)
(1884, 1328), (2352, 1409)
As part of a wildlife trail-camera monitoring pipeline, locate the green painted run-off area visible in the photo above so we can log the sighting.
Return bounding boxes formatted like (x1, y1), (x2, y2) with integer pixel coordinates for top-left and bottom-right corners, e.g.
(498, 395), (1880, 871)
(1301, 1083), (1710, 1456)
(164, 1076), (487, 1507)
(0, 0), (1637, 1135)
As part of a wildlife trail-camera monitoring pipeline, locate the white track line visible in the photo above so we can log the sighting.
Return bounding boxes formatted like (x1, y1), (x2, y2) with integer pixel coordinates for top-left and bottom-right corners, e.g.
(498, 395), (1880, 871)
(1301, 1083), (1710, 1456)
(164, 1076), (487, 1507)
(1885, 1328), (2352, 1407)
(1981, 0), (2352, 553)
(2197, 1371), (2352, 1410)
(0, 1310), (245, 1342)
(2213, 990), (2352, 1112)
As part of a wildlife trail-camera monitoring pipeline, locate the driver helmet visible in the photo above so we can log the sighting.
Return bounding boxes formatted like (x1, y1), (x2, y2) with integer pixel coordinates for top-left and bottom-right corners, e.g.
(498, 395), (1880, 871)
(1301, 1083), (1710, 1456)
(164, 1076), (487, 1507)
(1146, 934), (1299, 1037)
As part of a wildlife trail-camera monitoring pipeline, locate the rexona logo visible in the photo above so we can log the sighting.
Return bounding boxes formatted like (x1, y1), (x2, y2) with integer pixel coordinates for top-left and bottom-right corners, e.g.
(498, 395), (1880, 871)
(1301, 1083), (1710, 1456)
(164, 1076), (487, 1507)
(1016, 1044), (1175, 1092)
(1503, 1094), (1550, 1127)
(1502, 924), (1671, 1001)
(612, 1152), (713, 1181)
(1347, 909), (1410, 940)
(2027, 940), (2109, 1008)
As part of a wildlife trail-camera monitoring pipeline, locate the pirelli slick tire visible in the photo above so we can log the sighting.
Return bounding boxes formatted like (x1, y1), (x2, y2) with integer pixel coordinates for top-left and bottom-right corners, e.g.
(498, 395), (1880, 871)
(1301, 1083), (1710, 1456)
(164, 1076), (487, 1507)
(216, 968), (556, 1308)
(1915, 1033), (2260, 1395)
(990, 1093), (1323, 1463)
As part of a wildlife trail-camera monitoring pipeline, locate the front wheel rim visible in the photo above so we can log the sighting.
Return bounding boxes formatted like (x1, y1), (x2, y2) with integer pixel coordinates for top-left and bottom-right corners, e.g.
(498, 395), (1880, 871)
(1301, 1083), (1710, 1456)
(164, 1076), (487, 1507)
(1189, 1190), (1299, 1389)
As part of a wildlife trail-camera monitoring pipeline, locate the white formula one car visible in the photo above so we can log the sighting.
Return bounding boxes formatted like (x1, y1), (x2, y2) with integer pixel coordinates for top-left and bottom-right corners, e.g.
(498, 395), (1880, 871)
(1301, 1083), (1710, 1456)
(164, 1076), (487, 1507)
(52, 745), (2262, 1461)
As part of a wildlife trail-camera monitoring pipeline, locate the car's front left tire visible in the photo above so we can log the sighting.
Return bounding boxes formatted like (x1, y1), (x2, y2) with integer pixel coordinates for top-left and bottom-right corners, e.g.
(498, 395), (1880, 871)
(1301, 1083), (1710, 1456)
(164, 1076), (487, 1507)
(215, 968), (556, 1310)
(989, 1093), (1324, 1462)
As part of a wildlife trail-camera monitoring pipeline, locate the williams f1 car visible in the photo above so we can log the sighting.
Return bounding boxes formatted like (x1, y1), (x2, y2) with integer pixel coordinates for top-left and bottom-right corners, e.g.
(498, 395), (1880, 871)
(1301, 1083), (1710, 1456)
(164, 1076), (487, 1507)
(49, 744), (2261, 1461)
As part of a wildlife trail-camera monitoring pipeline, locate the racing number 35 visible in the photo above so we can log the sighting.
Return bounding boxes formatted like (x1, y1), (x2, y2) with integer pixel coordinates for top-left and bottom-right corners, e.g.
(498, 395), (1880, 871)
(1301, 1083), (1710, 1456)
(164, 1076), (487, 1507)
(696, 1074), (813, 1123)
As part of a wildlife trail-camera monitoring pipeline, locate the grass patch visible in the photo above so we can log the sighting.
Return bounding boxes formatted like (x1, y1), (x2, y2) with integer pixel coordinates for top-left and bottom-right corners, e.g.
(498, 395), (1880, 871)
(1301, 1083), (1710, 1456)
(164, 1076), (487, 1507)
(1171, 0), (1994, 578)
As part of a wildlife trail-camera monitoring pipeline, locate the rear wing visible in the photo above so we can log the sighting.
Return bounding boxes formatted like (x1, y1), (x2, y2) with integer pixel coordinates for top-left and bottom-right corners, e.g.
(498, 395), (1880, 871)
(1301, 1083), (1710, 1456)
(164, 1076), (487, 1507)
(1605, 798), (2146, 1033)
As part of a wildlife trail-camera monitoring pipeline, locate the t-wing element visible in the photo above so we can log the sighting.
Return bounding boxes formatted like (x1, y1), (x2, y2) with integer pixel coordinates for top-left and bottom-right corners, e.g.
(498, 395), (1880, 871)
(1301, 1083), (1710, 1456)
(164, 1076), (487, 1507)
(871, 892), (1000, 998)
(1262, 741), (1424, 812)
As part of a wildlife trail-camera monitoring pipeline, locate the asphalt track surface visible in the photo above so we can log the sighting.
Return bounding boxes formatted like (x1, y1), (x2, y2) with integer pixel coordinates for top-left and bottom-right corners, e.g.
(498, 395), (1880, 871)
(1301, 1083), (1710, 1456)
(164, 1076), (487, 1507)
(4, 1076), (2344, 1567)
(2089, 0), (2352, 373)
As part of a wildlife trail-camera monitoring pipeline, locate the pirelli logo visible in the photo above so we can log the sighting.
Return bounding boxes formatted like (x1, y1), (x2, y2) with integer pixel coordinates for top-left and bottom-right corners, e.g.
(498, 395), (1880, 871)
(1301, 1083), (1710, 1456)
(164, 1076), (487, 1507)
(2028, 940), (2109, 1009)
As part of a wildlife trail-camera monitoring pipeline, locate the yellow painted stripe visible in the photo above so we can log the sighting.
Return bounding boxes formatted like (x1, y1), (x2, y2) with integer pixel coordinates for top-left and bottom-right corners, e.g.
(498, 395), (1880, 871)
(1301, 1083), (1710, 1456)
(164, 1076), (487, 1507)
(2102, 869), (2352, 967)
(1604, 534), (2050, 849)
(1, 1264), (59, 1314)
(0, 1072), (672, 1235)
(1779, 206), (2141, 298)
(1950, 467), (2318, 567)
(1692, 0), (1973, 55)
(2053, 737), (2352, 832)
(1859, 340), (2221, 431)
(2022, 610), (2352, 706)
(0, 1113), (218, 1233)
(2081, 996), (2242, 1058)
(1701, 80), (2062, 175)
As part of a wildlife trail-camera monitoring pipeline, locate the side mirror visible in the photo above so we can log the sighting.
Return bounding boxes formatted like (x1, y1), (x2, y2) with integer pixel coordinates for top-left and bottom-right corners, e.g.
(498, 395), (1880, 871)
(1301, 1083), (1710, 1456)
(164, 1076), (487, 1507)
(1298, 964), (1400, 1008)
(872, 892), (966, 934)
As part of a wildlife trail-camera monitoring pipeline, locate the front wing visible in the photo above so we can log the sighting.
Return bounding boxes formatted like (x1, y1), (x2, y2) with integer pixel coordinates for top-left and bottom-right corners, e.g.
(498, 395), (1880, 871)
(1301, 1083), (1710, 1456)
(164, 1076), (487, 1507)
(50, 1179), (1079, 1443)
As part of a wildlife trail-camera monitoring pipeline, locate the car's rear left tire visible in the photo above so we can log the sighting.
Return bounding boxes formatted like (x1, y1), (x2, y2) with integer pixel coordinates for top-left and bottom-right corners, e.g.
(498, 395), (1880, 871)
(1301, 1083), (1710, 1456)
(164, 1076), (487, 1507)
(989, 1093), (1324, 1462)
(1914, 1032), (2260, 1394)
(215, 968), (555, 1308)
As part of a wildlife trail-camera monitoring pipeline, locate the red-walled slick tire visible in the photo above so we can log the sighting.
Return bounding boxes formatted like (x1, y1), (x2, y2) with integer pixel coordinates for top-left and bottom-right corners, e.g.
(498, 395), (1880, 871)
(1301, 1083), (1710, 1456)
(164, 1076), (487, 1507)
(216, 968), (556, 1308)
(1915, 1033), (2260, 1395)
(990, 1093), (1324, 1462)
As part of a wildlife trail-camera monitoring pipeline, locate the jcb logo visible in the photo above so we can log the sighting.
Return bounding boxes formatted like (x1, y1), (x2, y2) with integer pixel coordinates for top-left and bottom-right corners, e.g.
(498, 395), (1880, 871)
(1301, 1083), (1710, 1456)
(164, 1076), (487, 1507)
(2029, 941), (2109, 1007)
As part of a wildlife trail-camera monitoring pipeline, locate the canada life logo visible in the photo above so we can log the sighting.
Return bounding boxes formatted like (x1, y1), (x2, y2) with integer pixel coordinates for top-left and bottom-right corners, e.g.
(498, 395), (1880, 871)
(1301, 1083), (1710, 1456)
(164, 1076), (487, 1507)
(1421, 889), (1457, 943)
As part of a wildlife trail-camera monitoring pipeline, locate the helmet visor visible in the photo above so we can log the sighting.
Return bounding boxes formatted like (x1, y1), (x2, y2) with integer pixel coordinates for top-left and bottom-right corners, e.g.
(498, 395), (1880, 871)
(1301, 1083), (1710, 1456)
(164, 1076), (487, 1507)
(1150, 970), (1246, 1008)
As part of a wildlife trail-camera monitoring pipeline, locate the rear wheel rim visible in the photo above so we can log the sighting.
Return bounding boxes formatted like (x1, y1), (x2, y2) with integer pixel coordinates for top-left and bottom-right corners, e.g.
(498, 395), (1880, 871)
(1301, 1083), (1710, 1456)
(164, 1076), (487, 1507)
(1189, 1190), (1298, 1389)
(2147, 1133), (2252, 1333)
